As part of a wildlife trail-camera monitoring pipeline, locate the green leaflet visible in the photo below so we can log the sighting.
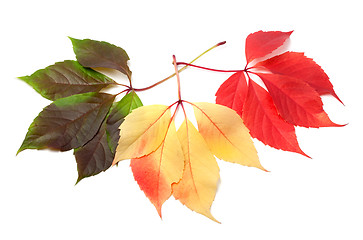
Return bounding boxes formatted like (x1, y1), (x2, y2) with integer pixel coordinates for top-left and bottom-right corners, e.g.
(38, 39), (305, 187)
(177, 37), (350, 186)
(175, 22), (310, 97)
(106, 91), (143, 153)
(17, 92), (115, 154)
(19, 60), (116, 101)
(74, 91), (143, 183)
(69, 37), (132, 80)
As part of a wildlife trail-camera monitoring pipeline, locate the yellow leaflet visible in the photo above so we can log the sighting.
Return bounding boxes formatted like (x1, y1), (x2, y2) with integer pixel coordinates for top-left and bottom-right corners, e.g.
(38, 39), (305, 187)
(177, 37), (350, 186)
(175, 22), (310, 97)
(173, 119), (220, 223)
(193, 102), (266, 171)
(113, 105), (171, 164)
(130, 120), (184, 217)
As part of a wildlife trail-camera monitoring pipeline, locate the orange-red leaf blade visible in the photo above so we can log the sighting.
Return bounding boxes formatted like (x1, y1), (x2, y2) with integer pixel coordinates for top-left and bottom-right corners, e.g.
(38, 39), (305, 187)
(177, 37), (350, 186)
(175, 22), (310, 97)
(257, 73), (341, 128)
(245, 30), (292, 64)
(215, 72), (248, 116)
(255, 51), (343, 104)
(173, 120), (220, 223)
(243, 81), (309, 157)
(131, 121), (184, 217)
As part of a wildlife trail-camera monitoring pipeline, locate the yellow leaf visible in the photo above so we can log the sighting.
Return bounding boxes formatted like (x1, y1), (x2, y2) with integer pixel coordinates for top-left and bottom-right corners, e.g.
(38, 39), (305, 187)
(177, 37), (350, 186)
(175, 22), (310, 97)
(173, 119), (220, 223)
(192, 102), (266, 171)
(113, 105), (171, 164)
(131, 120), (184, 217)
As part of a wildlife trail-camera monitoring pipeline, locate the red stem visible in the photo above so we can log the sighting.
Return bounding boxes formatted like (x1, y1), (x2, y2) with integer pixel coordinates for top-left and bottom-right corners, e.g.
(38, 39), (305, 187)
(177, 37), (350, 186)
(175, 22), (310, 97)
(172, 55), (182, 100)
(176, 62), (244, 73)
(115, 88), (130, 97)
(131, 79), (166, 92)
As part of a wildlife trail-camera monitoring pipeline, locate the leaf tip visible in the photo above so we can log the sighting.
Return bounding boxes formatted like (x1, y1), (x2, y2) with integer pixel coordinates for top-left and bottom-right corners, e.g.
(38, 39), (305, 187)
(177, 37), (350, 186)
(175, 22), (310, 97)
(17, 76), (28, 83)
(260, 166), (269, 172)
(75, 176), (83, 185)
(16, 144), (27, 156)
(300, 151), (312, 159)
(292, 145), (311, 159)
(68, 36), (77, 42)
(156, 205), (163, 219)
(197, 208), (220, 223)
(68, 37), (80, 48)
(16, 148), (22, 156)
(325, 120), (347, 128)
(254, 159), (269, 172)
(336, 122), (348, 127)
(206, 213), (221, 224)
(331, 93), (344, 106)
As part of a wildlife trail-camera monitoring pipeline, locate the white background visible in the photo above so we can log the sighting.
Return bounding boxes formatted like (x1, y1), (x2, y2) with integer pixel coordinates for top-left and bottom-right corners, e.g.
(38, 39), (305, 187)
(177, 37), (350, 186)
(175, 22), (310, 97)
(1, 0), (362, 239)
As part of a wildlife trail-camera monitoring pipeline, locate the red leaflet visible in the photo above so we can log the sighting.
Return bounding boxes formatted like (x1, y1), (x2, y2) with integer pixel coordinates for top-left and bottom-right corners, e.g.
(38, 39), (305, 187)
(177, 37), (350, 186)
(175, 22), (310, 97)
(215, 72), (247, 116)
(242, 81), (308, 157)
(257, 73), (341, 128)
(255, 52), (343, 103)
(245, 31), (293, 64)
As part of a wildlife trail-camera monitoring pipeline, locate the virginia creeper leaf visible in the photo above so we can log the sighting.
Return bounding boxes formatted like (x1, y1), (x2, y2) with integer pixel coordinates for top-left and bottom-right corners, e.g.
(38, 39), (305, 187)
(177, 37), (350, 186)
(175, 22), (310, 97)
(173, 119), (220, 223)
(245, 30), (292, 64)
(217, 30), (344, 157)
(74, 91), (142, 183)
(69, 37), (132, 79)
(18, 92), (115, 154)
(257, 73), (341, 128)
(215, 72), (248, 116)
(113, 105), (171, 164)
(131, 120), (184, 217)
(242, 81), (308, 157)
(255, 51), (343, 103)
(192, 102), (266, 171)
(18, 60), (116, 101)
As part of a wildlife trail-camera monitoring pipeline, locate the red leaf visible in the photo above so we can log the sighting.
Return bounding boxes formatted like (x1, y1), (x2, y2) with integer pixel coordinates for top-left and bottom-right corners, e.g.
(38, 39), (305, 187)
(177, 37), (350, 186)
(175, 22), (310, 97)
(257, 73), (341, 128)
(242, 81), (309, 157)
(245, 31), (293, 64)
(255, 52), (343, 104)
(215, 72), (248, 116)
(215, 30), (345, 157)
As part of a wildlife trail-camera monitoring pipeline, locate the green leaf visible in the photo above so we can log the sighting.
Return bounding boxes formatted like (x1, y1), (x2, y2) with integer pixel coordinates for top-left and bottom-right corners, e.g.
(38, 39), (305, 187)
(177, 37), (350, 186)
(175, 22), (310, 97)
(106, 91), (143, 153)
(74, 91), (142, 183)
(19, 60), (116, 101)
(17, 92), (115, 154)
(69, 37), (132, 80)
